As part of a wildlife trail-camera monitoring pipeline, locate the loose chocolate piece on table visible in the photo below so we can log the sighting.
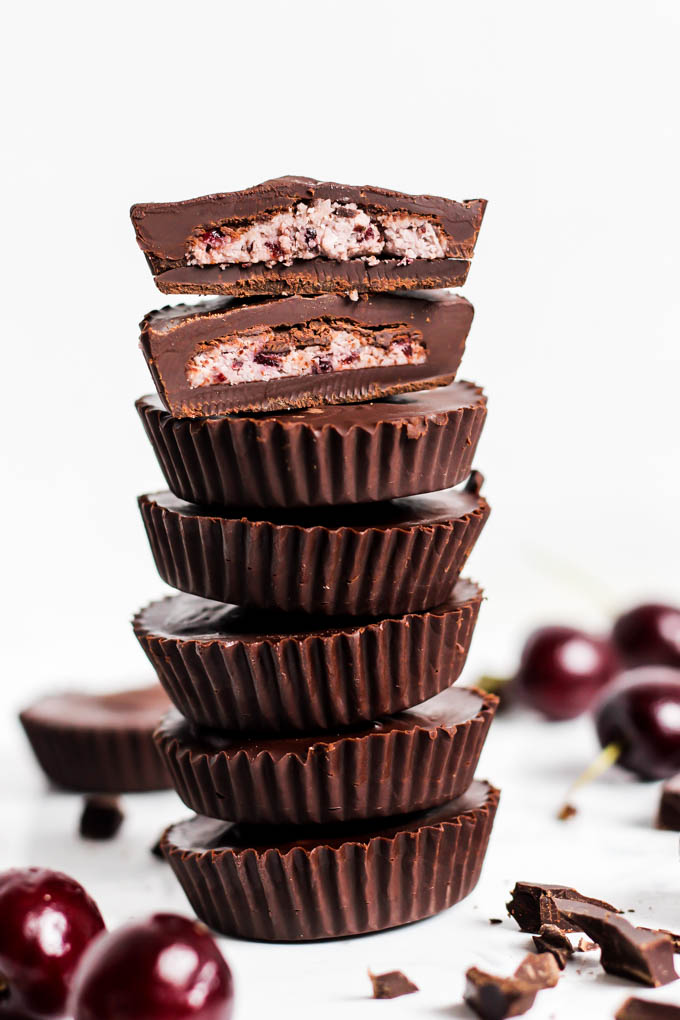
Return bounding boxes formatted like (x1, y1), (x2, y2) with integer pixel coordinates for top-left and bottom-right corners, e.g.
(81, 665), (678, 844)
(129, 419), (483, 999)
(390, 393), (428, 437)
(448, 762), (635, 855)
(368, 970), (418, 999)
(134, 579), (483, 733)
(574, 937), (597, 952)
(131, 176), (486, 297)
(464, 953), (558, 1020)
(506, 881), (621, 932)
(155, 687), (497, 825)
(513, 954), (561, 988)
(657, 774), (680, 830)
(19, 685), (172, 793)
(136, 379), (487, 509)
(616, 998), (680, 1019)
(140, 292), (474, 416)
(532, 923), (574, 968)
(138, 478), (489, 616)
(557, 803), (577, 821)
(161, 780), (499, 941)
(79, 796), (124, 840)
(553, 899), (678, 987)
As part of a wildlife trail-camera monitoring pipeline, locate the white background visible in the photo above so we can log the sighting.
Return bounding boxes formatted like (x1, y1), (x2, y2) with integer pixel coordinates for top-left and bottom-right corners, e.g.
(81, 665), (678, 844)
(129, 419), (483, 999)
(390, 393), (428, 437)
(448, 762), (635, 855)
(1, 2), (680, 1017)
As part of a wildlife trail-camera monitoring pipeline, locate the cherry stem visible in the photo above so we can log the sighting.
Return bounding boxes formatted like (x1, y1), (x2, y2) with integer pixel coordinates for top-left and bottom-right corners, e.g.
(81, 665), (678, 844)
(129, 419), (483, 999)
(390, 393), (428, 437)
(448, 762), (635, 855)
(476, 675), (510, 696)
(557, 742), (623, 819)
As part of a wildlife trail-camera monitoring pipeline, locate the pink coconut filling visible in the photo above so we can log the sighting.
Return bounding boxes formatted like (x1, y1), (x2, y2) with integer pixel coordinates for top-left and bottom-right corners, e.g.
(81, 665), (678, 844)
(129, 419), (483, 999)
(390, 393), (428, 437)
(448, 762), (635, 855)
(187, 200), (450, 267)
(186, 321), (426, 388)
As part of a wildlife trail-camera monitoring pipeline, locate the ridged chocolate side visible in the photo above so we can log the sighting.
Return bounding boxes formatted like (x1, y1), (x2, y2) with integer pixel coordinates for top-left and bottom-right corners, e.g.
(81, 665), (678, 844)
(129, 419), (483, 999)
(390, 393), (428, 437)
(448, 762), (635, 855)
(162, 781), (500, 940)
(138, 492), (489, 615)
(135, 382), (487, 509)
(133, 581), (483, 732)
(154, 690), (497, 825)
(19, 716), (172, 793)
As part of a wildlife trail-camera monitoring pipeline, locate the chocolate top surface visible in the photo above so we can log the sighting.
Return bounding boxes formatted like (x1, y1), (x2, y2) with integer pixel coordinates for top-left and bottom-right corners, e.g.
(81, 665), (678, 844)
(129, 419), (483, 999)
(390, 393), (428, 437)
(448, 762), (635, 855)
(20, 685), (170, 732)
(138, 377), (484, 429)
(142, 289), (471, 336)
(140, 482), (485, 532)
(164, 778), (494, 853)
(134, 578), (482, 644)
(131, 176), (486, 260)
(157, 685), (490, 759)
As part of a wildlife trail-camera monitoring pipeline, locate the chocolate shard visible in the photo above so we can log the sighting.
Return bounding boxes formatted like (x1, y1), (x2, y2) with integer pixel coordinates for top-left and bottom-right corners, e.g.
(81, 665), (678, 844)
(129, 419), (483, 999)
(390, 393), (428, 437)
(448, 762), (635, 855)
(464, 968), (538, 1020)
(131, 176), (486, 296)
(368, 970), (418, 999)
(513, 953), (561, 988)
(140, 292), (474, 416)
(553, 899), (679, 987)
(616, 998), (680, 1019)
(506, 882), (621, 933)
(79, 796), (124, 840)
(657, 774), (680, 831)
(532, 924), (574, 969)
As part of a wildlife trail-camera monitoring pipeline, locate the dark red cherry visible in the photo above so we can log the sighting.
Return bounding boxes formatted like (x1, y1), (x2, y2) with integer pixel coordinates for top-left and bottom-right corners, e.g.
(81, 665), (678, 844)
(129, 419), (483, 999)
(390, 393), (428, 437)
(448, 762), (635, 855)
(514, 626), (619, 720)
(612, 603), (680, 669)
(595, 667), (680, 779)
(70, 914), (233, 1020)
(0, 868), (105, 1018)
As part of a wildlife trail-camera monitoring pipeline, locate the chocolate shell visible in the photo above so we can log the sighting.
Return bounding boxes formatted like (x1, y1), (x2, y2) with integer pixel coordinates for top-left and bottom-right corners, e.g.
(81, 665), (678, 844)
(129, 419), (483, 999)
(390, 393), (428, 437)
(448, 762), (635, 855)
(140, 292), (474, 416)
(19, 685), (172, 793)
(138, 477), (489, 615)
(155, 687), (497, 825)
(133, 578), (483, 732)
(161, 779), (499, 940)
(136, 381), (487, 509)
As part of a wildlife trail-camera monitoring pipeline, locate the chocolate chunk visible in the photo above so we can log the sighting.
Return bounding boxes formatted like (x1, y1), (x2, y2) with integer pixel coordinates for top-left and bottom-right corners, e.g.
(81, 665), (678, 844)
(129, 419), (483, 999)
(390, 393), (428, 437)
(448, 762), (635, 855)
(139, 292), (473, 416)
(162, 780), (499, 941)
(553, 899), (678, 987)
(131, 176), (486, 296)
(79, 796), (124, 840)
(19, 685), (173, 793)
(155, 687), (497, 825)
(137, 482), (490, 616)
(368, 970), (418, 999)
(532, 924), (574, 969)
(616, 998), (680, 1019)
(464, 969), (538, 1020)
(657, 774), (680, 830)
(513, 953), (561, 988)
(134, 580), (484, 734)
(506, 882), (621, 932)
(137, 379), (487, 509)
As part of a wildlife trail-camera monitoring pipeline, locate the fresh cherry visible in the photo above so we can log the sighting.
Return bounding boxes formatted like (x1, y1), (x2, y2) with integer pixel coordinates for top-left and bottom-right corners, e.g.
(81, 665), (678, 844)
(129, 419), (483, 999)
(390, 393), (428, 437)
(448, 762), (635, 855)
(594, 667), (680, 779)
(0, 868), (105, 1018)
(612, 603), (680, 669)
(69, 914), (233, 1020)
(514, 626), (619, 720)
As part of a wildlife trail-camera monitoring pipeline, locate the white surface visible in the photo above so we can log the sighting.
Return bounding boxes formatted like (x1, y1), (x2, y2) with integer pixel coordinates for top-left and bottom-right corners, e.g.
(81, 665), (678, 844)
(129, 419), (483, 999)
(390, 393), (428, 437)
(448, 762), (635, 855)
(4, 704), (680, 1019)
(2, 2), (680, 1018)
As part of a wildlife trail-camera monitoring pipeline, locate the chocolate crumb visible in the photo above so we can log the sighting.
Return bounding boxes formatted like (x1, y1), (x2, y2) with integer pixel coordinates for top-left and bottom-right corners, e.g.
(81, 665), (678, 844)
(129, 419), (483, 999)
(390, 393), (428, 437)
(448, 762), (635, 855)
(79, 795), (124, 840)
(368, 970), (418, 999)
(489, 918), (503, 925)
(574, 937), (597, 952)
(557, 803), (577, 821)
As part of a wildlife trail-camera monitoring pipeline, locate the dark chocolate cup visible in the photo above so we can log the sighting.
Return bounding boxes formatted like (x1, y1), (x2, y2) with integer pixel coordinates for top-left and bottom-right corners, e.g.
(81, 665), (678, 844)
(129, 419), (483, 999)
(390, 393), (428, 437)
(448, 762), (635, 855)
(133, 579), (484, 732)
(137, 482), (489, 616)
(154, 688), (497, 825)
(136, 380), (487, 509)
(161, 779), (499, 941)
(19, 686), (172, 794)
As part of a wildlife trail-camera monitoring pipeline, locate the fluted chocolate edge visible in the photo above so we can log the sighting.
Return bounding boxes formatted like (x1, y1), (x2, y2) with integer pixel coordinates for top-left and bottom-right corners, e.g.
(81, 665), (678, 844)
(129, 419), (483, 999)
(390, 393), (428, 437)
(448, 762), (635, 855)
(135, 385), (487, 508)
(133, 582), (484, 732)
(161, 781), (500, 940)
(154, 690), (497, 824)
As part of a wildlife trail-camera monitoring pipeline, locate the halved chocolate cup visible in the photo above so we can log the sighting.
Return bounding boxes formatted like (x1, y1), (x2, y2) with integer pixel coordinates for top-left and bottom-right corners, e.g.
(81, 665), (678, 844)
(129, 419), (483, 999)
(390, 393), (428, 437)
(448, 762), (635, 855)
(161, 779), (499, 941)
(136, 380), (487, 509)
(138, 475), (489, 616)
(133, 578), (484, 733)
(140, 292), (474, 417)
(19, 685), (172, 793)
(154, 686), (497, 825)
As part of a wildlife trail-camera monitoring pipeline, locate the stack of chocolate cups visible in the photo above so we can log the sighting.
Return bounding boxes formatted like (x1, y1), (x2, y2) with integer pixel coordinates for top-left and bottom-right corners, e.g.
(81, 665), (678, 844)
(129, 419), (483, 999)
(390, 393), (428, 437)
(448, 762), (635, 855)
(130, 176), (500, 941)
